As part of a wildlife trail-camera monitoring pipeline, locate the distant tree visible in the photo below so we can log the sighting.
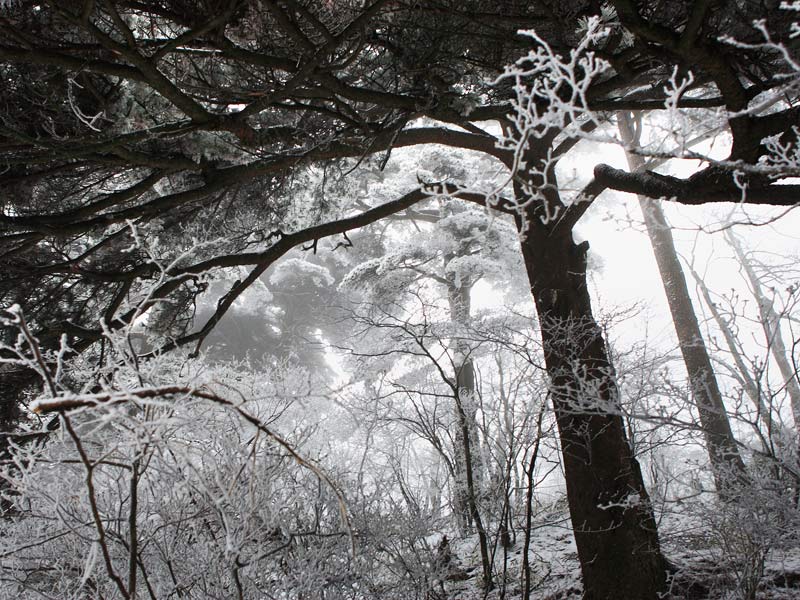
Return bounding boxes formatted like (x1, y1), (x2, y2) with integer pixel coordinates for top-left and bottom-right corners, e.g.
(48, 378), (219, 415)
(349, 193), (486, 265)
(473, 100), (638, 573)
(618, 111), (747, 496)
(725, 230), (800, 429)
(340, 187), (522, 516)
(687, 231), (800, 487)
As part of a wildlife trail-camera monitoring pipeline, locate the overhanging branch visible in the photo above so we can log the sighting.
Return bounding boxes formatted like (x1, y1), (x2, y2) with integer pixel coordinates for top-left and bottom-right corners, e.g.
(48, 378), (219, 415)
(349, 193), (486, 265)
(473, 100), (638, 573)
(593, 164), (800, 205)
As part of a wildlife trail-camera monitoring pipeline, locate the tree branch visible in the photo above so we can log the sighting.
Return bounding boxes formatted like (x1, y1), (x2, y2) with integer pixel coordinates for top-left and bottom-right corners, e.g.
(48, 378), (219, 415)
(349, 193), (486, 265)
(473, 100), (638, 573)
(593, 164), (800, 205)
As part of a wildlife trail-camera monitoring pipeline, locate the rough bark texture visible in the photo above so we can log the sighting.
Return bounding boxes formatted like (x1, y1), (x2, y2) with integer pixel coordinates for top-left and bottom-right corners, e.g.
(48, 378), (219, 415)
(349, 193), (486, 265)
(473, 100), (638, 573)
(518, 216), (666, 599)
(619, 114), (748, 494)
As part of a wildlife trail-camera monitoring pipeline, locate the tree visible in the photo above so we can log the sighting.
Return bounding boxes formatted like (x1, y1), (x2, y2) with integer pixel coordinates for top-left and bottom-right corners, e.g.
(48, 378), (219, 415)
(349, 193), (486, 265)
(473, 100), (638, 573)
(338, 151), (524, 533)
(618, 111), (747, 496)
(3, 2), (800, 598)
(686, 231), (800, 485)
(725, 229), (800, 428)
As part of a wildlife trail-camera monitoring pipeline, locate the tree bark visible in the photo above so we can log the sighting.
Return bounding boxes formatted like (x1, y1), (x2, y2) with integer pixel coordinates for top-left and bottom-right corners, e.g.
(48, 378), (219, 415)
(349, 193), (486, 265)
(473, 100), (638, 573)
(619, 113), (748, 495)
(517, 214), (666, 599)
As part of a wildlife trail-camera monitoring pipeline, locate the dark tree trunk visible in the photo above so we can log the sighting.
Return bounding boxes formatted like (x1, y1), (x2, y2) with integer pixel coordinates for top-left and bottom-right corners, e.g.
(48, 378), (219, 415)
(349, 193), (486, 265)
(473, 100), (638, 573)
(0, 365), (36, 516)
(522, 405), (546, 600)
(517, 215), (667, 599)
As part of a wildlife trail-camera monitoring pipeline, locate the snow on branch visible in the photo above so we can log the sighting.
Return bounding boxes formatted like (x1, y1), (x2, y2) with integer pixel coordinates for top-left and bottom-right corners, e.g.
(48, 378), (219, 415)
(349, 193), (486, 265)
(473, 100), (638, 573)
(496, 16), (610, 151)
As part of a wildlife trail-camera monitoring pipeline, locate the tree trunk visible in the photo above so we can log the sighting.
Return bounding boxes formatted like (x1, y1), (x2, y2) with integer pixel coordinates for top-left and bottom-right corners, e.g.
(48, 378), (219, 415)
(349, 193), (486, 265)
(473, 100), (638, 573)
(686, 260), (784, 437)
(445, 270), (492, 587)
(446, 276), (483, 526)
(522, 404), (546, 600)
(517, 217), (666, 599)
(619, 113), (748, 495)
(725, 229), (800, 427)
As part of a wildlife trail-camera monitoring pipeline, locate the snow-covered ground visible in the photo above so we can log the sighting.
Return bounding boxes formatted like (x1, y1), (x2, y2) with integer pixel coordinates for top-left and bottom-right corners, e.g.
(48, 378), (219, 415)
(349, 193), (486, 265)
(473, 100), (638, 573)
(434, 499), (800, 600)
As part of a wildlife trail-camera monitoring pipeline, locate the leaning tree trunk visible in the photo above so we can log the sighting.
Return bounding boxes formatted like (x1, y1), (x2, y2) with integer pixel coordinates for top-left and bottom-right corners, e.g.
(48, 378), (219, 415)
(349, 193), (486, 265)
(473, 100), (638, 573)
(724, 230), (800, 489)
(516, 205), (666, 599)
(619, 113), (748, 496)
(686, 260), (784, 437)
(725, 229), (800, 426)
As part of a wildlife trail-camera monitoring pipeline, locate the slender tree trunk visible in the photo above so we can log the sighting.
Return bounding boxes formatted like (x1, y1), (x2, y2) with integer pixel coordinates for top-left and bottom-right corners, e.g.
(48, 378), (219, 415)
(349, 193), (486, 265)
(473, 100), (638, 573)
(522, 404), (546, 600)
(446, 276), (482, 532)
(725, 229), (800, 426)
(445, 271), (491, 587)
(517, 211), (666, 599)
(686, 260), (784, 437)
(619, 113), (748, 495)
(427, 454), (444, 521)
